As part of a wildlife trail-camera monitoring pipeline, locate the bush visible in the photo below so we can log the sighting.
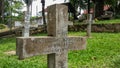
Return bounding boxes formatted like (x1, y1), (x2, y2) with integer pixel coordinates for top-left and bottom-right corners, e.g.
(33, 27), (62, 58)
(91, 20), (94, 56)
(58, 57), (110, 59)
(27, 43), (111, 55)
(115, 15), (120, 19)
(0, 24), (6, 29)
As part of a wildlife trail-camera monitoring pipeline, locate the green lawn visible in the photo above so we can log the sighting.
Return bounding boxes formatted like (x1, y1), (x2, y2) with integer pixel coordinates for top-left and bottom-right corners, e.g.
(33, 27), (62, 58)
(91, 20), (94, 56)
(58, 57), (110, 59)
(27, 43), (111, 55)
(74, 19), (120, 25)
(0, 32), (120, 68)
(95, 19), (120, 24)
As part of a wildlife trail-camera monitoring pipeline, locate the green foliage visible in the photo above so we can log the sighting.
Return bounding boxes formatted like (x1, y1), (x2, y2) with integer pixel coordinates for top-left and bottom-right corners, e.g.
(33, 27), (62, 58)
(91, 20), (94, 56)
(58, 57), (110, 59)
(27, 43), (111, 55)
(101, 0), (120, 18)
(0, 24), (6, 29)
(0, 0), (24, 24)
(105, 0), (117, 7)
(11, 0), (24, 14)
(0, 32), (120, 68)
(70, 0), (88, 9)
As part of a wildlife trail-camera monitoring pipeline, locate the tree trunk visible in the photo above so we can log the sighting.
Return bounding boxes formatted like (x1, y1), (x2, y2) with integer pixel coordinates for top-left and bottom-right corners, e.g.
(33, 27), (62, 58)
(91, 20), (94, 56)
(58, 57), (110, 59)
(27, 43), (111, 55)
(116, 3), (120, 15)
(0, 0), (4, 23)
(95, 0), (104, 18)
(41, 0), (47, 32)
(0, 1), (2, 17)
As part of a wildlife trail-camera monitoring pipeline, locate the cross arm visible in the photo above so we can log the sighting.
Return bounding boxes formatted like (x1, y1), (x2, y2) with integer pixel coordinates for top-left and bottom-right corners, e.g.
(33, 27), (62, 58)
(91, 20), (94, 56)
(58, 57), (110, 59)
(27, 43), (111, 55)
(16, 36), (86, 60)
(67, 36), (86, 50)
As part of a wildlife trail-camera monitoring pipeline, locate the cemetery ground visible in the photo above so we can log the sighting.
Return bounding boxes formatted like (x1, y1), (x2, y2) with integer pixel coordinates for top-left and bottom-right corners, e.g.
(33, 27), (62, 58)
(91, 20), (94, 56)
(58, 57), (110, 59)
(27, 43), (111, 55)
(95, 19), (120, 24)
(0, 32), (120, 68)
(75, 19), (120, 24)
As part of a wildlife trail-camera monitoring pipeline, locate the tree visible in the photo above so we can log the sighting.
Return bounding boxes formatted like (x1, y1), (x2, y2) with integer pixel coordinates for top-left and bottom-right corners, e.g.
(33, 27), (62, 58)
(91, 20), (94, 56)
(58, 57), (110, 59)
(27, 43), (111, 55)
(69, 0), (120, 19)
(0, 0), (23, 24)
(70, 0), (81, 20)
(93, 0), (120, 18)
(41, 0), (47, 32)
(0, 0), (4, 23)
(105, 0), (120, 17)
(69, 0), (92, 20)
(93, 0), (104, 18)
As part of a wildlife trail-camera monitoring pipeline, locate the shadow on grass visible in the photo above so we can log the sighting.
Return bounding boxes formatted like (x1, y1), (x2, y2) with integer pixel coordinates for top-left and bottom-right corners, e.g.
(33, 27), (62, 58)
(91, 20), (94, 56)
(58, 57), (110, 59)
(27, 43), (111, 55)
(0, 37), (15, 45)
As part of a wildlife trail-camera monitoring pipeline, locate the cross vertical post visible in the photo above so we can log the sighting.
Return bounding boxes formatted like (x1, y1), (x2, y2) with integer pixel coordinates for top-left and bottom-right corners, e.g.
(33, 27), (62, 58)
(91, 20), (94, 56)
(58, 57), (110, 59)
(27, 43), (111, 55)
(87, 0), (92, 37)
(47, 4), (68, 68)
(23, 0), (33, 37)
(87, 14), (92, 37)
(23, 7), (30, 37)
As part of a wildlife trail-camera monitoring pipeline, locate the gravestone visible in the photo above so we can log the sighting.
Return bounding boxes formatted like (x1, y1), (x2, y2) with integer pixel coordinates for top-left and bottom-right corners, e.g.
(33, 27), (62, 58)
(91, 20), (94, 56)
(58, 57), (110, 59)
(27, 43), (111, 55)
(16, 4), (86, 68)
(87, 14), (93, 37)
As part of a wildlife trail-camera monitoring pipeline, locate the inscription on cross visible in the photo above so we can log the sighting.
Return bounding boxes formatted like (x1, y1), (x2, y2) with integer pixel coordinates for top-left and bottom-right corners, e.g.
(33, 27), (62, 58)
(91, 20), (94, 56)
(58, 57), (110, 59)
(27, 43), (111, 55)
(16, 4), (86, 68)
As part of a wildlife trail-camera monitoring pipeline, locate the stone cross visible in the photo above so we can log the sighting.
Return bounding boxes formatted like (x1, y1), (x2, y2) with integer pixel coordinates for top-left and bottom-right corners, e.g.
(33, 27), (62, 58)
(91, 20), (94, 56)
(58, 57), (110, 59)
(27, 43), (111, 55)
(23, 0), (33, 37)
(87, 14), (93, 37)
(16, 4), (86, 68)
(14, 11), (39, 37)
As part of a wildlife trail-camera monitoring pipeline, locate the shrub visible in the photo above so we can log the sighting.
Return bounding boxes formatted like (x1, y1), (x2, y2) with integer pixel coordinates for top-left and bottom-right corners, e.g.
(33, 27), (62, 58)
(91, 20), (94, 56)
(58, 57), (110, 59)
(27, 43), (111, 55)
(0, 24), (6, 29)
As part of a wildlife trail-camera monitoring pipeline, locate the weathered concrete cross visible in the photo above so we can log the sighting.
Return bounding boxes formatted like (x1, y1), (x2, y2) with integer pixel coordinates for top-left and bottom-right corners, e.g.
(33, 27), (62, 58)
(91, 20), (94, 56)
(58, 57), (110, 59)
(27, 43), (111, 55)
(16, 4), (86, 68)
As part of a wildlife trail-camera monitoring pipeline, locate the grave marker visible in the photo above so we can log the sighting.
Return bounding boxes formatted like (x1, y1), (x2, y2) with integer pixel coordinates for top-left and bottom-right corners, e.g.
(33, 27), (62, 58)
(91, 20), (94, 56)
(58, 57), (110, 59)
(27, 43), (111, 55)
(16, 4), (86, 68)
(87, 14), (93, 37)
(15, 0), (39, 37)
(87, 0), (93, 37)
(23, 0), (33, 37)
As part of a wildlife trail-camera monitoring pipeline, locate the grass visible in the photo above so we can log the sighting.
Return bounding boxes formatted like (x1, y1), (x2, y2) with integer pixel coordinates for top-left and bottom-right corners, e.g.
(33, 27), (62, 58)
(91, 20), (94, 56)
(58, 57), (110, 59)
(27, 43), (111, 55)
(0, 32), (120, 68)
(69, 32), (120, 68)
(95, 19), (120, 24)
(74, 19), (120, 25)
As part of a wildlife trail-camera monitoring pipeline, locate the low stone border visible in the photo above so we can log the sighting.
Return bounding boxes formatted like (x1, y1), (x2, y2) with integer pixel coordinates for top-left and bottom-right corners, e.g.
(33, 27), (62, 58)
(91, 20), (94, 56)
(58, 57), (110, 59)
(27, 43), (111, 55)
(1, 23), (120, 37)
(68, 23), (120, 32)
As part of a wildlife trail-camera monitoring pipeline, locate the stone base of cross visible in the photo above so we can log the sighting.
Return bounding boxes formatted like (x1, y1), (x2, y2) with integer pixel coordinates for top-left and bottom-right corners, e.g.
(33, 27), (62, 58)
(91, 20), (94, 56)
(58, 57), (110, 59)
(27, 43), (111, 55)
(16, 4), (86, 68)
